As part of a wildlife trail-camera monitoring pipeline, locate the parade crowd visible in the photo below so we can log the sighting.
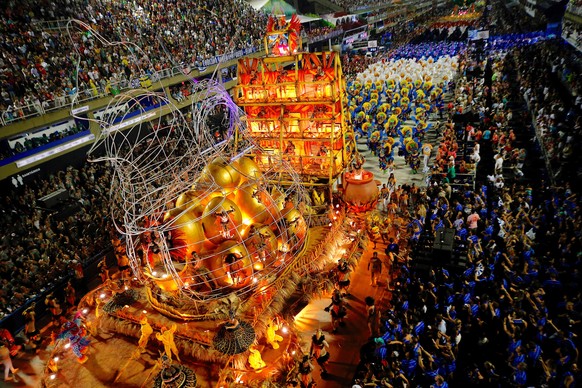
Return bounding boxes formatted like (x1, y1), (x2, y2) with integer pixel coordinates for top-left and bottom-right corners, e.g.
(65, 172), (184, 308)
(0, 164), (112, 320)
(344, 14), (582, 388)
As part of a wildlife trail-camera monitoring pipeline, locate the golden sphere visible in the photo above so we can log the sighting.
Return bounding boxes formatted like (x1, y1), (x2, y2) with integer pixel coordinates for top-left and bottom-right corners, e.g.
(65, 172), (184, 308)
(282, 208), (307, 243)
(205, 240), (252, 288)
(236, 157), (262, 180)
(201, 197), (243, 246)
(246, 223), (278, 268)
(234, 185), (274, 225)
(201, 158), (242, 189)
(163, 207), (205, 255)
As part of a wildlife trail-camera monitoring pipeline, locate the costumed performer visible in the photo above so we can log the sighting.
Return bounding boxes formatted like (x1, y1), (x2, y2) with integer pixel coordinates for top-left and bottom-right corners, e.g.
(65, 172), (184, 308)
(266, 319), (284, 349)
(248, 344), (266, 370)
(138, 316), (154, 352)
(155, 324), (181, 362)
(310, 329), (330, 376)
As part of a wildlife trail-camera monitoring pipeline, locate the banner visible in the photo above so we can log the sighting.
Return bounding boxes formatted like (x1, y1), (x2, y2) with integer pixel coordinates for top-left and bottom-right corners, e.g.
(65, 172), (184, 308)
(201, 47), (259, 68)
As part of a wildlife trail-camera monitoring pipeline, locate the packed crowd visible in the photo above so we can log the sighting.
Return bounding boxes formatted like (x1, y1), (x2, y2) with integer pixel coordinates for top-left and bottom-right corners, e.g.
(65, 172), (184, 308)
(517, 40), (582, 184)
(0, 0), (267, 119)
(350, 38), (581, 388)
(0, 164), (113, 319)
(357, 179), (581, 387)
(410, 25), (471, 44)
(384, 42), (467, 61)
(330, 0), (388, 12)
(302, 26), (343, 42)
(345, 45), (462, 175)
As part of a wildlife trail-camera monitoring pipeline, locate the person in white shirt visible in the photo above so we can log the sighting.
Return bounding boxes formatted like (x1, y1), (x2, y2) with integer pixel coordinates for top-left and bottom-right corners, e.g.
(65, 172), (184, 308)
(471, 149), (481, 164)
(494, 153), (504, 175)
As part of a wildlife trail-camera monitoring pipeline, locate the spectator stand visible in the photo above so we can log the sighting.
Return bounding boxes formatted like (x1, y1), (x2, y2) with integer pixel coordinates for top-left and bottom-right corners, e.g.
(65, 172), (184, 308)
(0, 246), (115, 338)
(0, 0), (270, 126)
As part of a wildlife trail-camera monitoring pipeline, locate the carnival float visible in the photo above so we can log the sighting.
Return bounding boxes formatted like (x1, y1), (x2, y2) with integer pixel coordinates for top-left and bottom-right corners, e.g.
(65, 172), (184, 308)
(41, 17), (366, 388)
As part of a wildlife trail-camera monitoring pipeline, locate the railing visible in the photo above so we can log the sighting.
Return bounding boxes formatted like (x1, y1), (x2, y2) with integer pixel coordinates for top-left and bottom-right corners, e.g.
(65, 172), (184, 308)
(524, 93), (556, 185)
(30, 19), (72, 31)
(303, 29), (344, 45)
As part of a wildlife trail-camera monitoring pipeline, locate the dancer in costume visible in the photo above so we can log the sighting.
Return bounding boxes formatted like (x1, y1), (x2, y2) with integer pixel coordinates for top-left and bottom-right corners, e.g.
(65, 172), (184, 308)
(266, 319), (284, 349)
(310, 329), (330, 376)
(155, 324), (181, 362)
(214, 206), (236, 239)
(138, 316), (154, 351)
(248, 344), (266, 369)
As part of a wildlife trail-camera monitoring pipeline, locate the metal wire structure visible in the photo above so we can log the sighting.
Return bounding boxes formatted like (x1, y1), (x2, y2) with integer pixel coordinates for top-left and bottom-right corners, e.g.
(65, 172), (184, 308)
(61, 20), (314, 305)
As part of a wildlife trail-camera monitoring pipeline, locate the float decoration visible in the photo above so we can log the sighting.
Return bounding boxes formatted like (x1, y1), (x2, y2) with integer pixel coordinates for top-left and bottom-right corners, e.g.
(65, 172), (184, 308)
(266, 14), (302, 56)
(235, 50), (354, 187)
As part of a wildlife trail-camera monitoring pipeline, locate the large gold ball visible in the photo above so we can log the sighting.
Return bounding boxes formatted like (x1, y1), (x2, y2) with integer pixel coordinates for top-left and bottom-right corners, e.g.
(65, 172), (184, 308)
(246, 223), (278, 268)
(234, 185), (274, 225)
(205, 240), (252, 288)
(163, 207), (205, 255)
(201, 158), (242, 189)
(236, 157), (262, 180)
(201, 197), (243, 246)
(283, 208), (307, 243)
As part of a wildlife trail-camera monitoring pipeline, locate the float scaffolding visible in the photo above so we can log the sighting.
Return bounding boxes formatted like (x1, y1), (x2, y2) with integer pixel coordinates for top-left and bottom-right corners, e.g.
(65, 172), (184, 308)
(234, 50), (355, 189)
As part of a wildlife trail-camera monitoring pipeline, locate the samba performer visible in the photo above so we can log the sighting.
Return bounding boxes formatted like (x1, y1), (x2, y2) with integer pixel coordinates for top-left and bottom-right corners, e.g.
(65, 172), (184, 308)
(44, 293), (63, 327)
(297, 355), (315, 388)
(213, 311), (256, 355)
(155, 325), (181, 363)
(324, 289), (347, 333)
(310, 329), (331, 376)
(214, 206), (236, 239)
(336, 259), (351, 296)
(224, 253), (244, 285)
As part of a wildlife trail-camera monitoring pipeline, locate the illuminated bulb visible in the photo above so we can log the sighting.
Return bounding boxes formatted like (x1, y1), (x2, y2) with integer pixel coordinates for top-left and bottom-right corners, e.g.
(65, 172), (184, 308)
(53, 357), (59, 362)
(50, 374), (56, 380)
(133, 277), (137, 281)
(333, 216), (337, 220)
(152, 271), (158, 277)
(142, 310), (147, 314)
(123, 305), (129, 309)
(64, 343), (71, 349)
(184, 282), (190, 288)
(253, 277), (258, 283)
(328, 222), (332, 227)
(357, 229), (361, 233)
(336, 204), (339, 208)
(99, 293), (106, 299)
(124, 286), (129, 290)
(335, 210), (339, 214)
(82, 308), (88, 314)
(282, 326), (288, 334)
(292, 350), (296, 355)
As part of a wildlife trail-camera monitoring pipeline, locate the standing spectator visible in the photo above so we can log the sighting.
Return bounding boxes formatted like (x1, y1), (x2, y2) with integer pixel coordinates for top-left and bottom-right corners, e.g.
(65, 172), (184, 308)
(365, 296), (380, 338)
(368, 252), (383, 286)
